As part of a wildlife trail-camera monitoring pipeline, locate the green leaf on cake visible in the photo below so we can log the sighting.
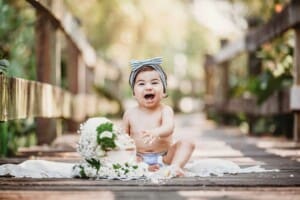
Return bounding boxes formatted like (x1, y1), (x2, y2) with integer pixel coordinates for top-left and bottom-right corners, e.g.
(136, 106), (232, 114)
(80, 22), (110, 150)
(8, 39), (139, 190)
(96, 122), (113, 133)
(96, 122), (117, 151)
(86, 158), (101, 172)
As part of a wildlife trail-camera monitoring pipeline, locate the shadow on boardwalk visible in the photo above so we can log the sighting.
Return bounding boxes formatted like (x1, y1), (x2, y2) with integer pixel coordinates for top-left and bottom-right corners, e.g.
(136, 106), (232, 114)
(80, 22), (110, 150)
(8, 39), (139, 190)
(0, 113), (300, 200)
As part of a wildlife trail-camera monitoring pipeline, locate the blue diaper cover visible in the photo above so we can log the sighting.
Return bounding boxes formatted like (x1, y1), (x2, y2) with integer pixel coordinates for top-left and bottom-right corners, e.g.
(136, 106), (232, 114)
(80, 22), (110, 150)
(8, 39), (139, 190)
(137, 152), (167, 166)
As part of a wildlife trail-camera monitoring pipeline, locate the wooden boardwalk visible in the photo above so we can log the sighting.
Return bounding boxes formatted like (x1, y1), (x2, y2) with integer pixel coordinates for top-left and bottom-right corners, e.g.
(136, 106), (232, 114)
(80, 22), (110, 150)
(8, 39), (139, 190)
(1, 113), (300, 200)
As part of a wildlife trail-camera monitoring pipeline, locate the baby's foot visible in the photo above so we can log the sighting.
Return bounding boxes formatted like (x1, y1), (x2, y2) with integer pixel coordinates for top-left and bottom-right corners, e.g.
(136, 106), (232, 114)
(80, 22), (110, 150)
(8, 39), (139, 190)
(136, 156), (143, 163)
(169, 165), (185, 177)
(148, 164), (160, 172)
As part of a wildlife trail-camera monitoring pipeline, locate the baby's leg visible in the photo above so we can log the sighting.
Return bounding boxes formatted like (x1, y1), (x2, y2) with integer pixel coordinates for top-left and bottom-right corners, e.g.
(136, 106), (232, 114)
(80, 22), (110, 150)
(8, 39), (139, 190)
(136, 155), (143, 162)
(137, 153), (161, 172)
(163, 140), (195, 176)
(148, 164), (160, 172)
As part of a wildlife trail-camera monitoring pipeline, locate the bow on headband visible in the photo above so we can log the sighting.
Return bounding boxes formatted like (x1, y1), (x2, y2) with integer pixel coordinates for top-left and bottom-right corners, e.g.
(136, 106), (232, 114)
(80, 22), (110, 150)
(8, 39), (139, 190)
(130, 57), (162, 71)
(129, 57), (167, 93)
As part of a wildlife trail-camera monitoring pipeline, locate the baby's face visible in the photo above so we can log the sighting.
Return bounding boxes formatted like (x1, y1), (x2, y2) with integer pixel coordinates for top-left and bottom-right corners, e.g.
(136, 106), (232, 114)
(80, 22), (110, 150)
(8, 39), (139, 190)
(133, 70), (165, 109)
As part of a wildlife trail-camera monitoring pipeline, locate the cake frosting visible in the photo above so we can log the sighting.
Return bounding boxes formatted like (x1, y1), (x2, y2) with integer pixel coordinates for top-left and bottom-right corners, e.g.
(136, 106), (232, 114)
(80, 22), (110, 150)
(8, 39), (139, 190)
(73, 117), (148, 179)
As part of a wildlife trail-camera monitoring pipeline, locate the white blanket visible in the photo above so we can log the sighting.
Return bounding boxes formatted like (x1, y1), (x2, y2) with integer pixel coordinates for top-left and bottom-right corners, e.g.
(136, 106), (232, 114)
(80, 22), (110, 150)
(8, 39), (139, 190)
(0, 159), (278, 179)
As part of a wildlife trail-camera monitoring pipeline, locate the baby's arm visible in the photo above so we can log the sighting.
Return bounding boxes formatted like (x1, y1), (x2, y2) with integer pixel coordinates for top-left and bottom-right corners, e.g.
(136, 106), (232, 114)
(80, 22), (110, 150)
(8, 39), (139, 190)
(122, 110), (130, 135)
(145, 105), (174, 138)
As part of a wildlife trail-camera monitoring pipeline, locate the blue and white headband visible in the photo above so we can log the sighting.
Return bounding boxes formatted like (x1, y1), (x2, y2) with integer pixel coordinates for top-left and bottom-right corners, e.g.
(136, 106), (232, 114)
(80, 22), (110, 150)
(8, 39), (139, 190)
(129, 57), (167, 93)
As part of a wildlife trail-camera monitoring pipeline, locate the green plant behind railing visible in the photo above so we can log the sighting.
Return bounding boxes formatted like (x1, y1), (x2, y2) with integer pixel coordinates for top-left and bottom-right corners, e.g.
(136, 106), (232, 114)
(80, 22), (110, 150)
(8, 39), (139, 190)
(0, 58), (37, 157)
(0, 0), (37, 157)
(230, 31), (293, 104)
(0, 59), (8, 75)
(0, 123), (8, 157)
(0, 58), (9, 157)
(0, 0), (36, 79)
(226, 31), (294, 137)
(7, 120), (36, 156)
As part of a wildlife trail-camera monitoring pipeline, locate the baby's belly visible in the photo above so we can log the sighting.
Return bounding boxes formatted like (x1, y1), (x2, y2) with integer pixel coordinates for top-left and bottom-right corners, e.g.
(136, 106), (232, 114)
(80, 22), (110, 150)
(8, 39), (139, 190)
(135, 139), (171, 153)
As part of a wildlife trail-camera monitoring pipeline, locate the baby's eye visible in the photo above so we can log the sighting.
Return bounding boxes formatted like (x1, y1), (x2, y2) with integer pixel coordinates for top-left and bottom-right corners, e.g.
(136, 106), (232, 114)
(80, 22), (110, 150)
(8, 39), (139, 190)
(152, 81), (159, 85)
(137, 82), (145, 86)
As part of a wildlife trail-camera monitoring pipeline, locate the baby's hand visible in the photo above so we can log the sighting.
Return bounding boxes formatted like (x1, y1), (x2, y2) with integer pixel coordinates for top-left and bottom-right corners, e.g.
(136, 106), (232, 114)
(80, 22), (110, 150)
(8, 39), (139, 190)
(142, 130), (157, 144)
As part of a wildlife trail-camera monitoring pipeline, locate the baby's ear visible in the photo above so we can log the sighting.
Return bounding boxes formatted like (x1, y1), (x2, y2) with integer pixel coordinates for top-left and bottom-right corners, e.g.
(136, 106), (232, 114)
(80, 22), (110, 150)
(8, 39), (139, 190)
(163, 93), (168, 98)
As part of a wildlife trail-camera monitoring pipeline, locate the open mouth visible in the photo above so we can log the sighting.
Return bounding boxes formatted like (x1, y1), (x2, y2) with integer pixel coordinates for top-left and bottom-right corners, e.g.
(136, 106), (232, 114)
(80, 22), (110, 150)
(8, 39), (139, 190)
(144, 94), (155, 100)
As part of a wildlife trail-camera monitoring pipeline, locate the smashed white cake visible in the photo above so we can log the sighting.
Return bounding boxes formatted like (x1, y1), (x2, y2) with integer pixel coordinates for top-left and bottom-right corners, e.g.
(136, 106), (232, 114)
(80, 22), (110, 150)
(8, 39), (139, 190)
(72, 117), (148, 179)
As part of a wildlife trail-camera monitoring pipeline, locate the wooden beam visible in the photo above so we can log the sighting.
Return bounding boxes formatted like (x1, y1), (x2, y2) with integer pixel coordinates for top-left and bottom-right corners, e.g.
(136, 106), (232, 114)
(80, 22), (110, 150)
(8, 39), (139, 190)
(214, 0), (300, 63)
(214, 39), (245, 64)
(35, 6), (60, 145)
(0, 75), (8, 121)
(247, 0), (300, 52)
(203, 54), (215, 103)
(293, 28), (300, 142)
(0, 75), (71, 121)
(219, 40), (229, 104)
(211, 89), (290, 117)
(65, 40), (86, 132)
(0, 75), (101, 122)
(291, 86), (300, 110)
(26, 0), (97, 68)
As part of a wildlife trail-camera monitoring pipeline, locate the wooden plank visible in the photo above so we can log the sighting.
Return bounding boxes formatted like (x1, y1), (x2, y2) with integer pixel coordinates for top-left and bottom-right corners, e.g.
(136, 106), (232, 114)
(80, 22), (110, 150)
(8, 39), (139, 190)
(246, 0), (300, 52)
(1, 189), (300, 200)
(293, 27), (300, 142)
(85, 95), (99, 117)
(0, 75), (8, 121)
(226, 97), (278, 116)
(0, 75), (101, 122)
(65, 40), (85, 131)
(35, 5), (60, 144)
(62, 13), (97, 68)
(290, 86), (300, 110)
(214, 0), (300, 63)
(0, 76), (71, 121)
(72, 94), (87, 122)
(203, 54), (215, 103)
(246, 6), (290, 52)
(214, 90), (290, 116)
(1, 114), (300, 194)
(220, 61), (229, 103)
(26, 0), (97, 68)
(214, 39), (245, 64)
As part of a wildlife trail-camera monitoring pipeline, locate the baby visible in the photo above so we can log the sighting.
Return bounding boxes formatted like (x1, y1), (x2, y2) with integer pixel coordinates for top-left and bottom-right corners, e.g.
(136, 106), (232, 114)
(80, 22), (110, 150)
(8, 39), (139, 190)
(122, 57), (195, 176)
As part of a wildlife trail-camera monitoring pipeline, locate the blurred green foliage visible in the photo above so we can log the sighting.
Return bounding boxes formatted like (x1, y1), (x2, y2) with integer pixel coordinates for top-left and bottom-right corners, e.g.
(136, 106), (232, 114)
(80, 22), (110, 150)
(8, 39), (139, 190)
(0, 0), (36, 79)
(6, 120), (36, 156)
(0, 59), (8, 74)
(225, 1), (294, 137)
(234, 0), (290, 23)
(65, 0), (211, 102)
(230, 31), (293, 104)
(0, 0), (36, 156)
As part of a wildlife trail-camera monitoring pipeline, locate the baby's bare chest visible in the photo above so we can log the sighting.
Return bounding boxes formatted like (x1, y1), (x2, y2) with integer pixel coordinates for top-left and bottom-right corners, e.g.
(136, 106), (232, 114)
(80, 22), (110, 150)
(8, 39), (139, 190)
(129, 112), (162, 132)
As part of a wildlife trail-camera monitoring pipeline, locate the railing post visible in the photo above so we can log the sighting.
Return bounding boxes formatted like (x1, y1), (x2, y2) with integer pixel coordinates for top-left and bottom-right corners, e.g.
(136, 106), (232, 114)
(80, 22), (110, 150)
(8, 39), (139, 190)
(0, 60), (8, 156)
(204, 54), (214, 104)
(219, 39), (229, 105)
(66, 39), (86, 132)
(0, 122), (8, 157)
(293, 28), (300, 142)
(247, 17), (262, 75)
(35, 1), (62, 145)
(0, 64), (8, 156)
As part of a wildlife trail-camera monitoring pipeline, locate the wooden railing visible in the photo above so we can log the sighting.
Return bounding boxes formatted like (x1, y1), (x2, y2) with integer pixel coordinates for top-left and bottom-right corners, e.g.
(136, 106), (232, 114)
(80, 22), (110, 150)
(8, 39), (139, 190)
(204, 0), (300, 141)
(0, 0), (104, 148)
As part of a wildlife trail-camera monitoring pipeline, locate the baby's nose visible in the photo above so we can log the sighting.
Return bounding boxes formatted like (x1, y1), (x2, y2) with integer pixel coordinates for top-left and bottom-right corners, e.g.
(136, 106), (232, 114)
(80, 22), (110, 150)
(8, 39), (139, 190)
(145, 83), (153, 89)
